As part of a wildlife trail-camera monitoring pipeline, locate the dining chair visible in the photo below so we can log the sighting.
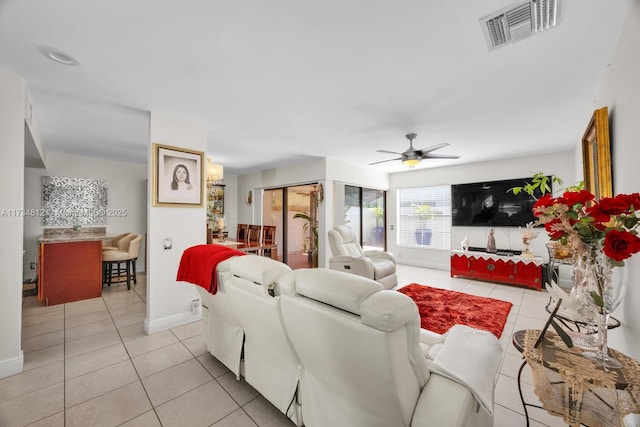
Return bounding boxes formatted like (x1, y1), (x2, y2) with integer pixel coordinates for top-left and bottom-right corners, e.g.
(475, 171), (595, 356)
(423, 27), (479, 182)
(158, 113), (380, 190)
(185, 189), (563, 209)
(248, 225), (262, 246)
(237, 223), (249, 242)
(262, 225), (276, 257)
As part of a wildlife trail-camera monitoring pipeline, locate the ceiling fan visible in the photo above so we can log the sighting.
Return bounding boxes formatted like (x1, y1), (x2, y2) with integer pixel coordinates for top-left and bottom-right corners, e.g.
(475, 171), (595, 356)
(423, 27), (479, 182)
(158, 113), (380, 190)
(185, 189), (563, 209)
(370, 133), (460, 168)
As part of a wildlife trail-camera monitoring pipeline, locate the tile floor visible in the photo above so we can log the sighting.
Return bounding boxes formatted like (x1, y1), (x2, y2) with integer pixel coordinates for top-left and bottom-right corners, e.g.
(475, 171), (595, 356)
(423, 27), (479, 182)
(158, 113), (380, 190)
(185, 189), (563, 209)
(1, 265), (572, 427)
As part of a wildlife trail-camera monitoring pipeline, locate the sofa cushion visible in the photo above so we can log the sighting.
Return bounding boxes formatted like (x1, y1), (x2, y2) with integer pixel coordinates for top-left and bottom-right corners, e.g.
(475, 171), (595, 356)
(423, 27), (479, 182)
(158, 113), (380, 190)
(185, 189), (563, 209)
(279, 268), (382, 315)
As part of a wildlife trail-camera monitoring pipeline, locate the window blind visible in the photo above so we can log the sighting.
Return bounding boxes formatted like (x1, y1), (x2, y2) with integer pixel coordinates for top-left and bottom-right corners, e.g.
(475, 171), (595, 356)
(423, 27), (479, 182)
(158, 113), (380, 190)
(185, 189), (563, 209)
(398, 185), (451, 249)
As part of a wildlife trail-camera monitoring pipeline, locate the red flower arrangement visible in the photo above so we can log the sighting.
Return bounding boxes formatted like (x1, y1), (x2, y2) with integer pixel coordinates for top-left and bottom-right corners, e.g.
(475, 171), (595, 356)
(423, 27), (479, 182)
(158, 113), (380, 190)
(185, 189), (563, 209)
(533, 190), (640, 263)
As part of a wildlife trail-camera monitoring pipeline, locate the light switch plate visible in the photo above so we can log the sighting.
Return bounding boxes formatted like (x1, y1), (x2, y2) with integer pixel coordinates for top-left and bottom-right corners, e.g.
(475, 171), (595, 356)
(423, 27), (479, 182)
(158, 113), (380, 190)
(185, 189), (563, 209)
(163, 238), (172, 249)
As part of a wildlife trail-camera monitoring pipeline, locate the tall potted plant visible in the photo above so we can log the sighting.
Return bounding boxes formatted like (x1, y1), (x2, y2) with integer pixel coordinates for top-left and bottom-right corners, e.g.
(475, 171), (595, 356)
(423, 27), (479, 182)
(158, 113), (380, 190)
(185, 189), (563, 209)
(412, 204), (435, 246)
(293, 212), (318, 267)
(372, 206), (384, 244)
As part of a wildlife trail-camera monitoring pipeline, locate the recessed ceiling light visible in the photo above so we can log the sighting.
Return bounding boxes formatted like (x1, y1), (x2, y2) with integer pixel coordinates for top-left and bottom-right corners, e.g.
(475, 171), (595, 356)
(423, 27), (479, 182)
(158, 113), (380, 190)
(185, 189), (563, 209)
(38, 46), (80, 66)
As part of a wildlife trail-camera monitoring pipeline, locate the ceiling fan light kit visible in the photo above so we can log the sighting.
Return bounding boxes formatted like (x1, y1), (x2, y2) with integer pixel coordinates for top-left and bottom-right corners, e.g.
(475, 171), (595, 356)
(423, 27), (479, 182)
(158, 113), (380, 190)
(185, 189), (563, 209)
(371, 133), (460, 168)
(402, 159), (421, 168)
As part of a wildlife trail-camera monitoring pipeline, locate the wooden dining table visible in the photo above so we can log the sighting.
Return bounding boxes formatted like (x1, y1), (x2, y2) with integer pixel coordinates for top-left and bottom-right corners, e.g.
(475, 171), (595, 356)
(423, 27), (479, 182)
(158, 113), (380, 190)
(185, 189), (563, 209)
(211, 240), (277, 260)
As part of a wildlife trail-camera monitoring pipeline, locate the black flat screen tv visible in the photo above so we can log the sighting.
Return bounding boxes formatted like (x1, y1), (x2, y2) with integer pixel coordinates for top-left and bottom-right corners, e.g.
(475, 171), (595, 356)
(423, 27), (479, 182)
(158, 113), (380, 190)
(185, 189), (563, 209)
(451, 177), (547, 227)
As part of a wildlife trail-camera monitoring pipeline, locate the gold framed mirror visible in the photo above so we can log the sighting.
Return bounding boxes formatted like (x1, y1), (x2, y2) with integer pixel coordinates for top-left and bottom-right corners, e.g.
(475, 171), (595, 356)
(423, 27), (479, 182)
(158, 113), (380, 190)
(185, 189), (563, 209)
(581, 106), (612, 200)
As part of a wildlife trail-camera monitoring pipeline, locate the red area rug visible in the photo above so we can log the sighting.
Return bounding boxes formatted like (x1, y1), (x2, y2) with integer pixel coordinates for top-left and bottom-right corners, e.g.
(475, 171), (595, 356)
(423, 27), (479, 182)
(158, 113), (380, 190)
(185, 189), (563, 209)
(397, 284), (513, 338)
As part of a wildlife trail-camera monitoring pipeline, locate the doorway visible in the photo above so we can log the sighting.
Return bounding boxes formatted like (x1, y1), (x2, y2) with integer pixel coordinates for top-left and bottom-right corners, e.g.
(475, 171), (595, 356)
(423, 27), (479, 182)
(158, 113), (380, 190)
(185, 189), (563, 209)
(262, 183), (319, 269)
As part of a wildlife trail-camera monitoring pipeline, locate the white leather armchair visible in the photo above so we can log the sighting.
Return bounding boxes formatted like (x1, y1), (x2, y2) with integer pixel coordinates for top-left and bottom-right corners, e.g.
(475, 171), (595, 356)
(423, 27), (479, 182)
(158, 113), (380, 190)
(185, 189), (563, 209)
(328, 224), (397, 289)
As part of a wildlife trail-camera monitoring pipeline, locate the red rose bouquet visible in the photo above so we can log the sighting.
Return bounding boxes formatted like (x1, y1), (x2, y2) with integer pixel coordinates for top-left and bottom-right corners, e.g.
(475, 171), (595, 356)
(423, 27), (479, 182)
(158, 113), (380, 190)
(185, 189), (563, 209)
(534, 188), (640, 312)
(533, 191), (640, 264)
(512, 173), (640, 307)
(514, 173), (639, 367)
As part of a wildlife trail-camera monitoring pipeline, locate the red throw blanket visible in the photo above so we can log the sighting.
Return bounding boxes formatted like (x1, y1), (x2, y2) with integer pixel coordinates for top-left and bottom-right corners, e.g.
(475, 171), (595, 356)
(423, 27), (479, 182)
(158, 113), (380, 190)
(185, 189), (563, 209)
(176, 244), (246, 294)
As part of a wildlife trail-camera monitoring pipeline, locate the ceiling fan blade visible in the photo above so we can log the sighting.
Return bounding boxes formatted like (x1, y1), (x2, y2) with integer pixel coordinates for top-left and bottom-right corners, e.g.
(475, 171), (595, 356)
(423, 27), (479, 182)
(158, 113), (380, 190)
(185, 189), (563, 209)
(376, 149), (402, 155)
(420, 153), (461, 159)
(369, 157), (402, 165)
(416, 143), (450, 154)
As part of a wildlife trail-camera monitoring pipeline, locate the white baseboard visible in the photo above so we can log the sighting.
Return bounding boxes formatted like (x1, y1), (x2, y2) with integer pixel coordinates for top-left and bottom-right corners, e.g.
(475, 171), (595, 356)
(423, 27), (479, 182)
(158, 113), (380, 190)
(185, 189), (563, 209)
(145, 311), (202, 334)
(0, 351), (23, 379)
(397, 260), (449, 271)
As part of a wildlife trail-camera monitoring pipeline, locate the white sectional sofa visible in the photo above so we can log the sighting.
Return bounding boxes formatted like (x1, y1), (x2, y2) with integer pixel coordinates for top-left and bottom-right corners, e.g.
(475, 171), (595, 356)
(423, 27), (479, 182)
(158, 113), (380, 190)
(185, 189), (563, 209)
(193, 254), (501, 427)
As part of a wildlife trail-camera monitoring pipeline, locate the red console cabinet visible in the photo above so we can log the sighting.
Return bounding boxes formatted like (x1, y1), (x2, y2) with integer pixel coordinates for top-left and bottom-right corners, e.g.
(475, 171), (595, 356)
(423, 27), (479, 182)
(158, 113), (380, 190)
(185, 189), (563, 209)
(450, 253), (471, 277)
(450, 250), (542, 291)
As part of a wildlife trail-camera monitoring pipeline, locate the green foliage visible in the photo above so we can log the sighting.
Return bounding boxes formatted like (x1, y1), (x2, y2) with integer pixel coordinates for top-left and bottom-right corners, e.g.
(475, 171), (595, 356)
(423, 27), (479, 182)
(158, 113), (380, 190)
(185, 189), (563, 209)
(412, 204), (436, 228)
(370, 206), (384, 226)
(293, 212), (318, 248)
(590, 291), (604, 308)
(509, 172), (585, 198)
(509, 172), (563, 197)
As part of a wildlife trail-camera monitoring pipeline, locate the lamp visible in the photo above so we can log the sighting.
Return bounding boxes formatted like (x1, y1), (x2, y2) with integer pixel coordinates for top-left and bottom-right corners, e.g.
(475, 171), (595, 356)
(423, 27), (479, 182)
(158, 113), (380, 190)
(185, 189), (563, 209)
(402, 154), (421, 168)
(207, 157), (223, 187)
(216, 217), (226, 242)
(402, 158), (421, 168)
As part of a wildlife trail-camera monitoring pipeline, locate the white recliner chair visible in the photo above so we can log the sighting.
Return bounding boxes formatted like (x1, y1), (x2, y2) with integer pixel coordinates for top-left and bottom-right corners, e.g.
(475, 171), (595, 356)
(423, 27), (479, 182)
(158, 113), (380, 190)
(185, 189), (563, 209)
(195, 258), (244, 378)
(328, 224), (398, 289)
(222, 255), (301, 424)
(194, 254), (302, 425)
(278, 268), (500, 427)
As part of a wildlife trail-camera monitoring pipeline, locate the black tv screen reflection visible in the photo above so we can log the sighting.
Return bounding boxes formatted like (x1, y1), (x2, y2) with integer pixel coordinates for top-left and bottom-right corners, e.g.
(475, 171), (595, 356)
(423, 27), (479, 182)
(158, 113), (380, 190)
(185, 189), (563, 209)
(451, 178), (546, 227)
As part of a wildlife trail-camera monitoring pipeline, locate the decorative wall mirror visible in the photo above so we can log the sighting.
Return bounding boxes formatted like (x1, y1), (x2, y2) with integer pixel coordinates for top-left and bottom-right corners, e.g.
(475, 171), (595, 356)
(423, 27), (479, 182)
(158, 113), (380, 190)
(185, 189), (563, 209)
(581, 107), (613, 200)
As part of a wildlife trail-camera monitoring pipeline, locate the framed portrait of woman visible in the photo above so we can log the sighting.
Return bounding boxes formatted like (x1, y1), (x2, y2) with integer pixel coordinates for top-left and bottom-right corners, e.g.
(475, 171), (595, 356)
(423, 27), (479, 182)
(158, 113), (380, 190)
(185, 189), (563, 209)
(152, 143), (204, 207)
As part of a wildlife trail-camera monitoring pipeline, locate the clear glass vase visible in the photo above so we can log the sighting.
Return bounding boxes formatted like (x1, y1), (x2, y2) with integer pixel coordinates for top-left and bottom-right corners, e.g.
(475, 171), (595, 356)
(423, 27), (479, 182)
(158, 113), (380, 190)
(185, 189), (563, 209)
(577, 243), (628, 369)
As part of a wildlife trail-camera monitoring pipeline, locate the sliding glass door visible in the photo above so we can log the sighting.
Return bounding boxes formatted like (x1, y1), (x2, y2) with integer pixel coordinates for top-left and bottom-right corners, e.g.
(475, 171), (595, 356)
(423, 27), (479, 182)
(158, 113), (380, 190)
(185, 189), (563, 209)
(263, 184), (319, 269)
(344, 185), (386, 251)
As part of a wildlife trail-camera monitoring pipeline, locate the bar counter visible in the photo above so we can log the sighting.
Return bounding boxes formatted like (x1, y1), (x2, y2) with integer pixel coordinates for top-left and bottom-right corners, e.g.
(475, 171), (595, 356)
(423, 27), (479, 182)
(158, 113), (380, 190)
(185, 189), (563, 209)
(38, 227), (109, 305)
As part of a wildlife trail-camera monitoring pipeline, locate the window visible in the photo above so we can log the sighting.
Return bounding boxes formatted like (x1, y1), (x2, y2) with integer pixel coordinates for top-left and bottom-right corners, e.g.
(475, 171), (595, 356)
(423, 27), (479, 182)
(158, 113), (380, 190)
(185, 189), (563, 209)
(398, 185), (451, 249)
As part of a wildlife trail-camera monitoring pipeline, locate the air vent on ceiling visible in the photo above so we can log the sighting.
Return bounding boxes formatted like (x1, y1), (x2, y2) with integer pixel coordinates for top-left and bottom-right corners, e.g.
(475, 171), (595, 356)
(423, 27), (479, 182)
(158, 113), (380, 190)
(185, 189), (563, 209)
(480, 0), (560, 51)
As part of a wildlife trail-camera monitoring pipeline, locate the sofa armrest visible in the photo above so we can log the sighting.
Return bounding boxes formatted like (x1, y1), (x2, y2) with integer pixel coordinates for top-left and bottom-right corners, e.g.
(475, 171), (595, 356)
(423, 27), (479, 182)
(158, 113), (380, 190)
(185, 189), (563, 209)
(364, 250), (396, 265)
(329, 256), (375, 279)
(411, 374), (492, 427)
(418, 329), (445, 360)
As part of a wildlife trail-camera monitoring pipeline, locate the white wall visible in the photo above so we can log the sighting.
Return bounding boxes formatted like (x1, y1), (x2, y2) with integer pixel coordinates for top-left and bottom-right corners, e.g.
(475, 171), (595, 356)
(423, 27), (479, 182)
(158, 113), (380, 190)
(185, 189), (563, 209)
(23, 152), (148, 276)
(0, 68), (25, 378)
(592, 0), (640, 363)
(388, 151), (576, 270)
(146, 112), (206, 333)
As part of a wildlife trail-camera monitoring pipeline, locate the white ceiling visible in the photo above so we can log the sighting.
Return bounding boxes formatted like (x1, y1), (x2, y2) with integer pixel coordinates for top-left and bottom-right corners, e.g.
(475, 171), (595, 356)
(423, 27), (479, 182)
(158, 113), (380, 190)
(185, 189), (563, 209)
(0, 0), (631, 175)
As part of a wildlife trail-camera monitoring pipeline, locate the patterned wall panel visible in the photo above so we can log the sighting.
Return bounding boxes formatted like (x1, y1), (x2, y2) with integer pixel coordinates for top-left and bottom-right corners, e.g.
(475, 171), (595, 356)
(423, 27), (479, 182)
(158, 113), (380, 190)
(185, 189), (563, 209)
(41, 176), (108, 226)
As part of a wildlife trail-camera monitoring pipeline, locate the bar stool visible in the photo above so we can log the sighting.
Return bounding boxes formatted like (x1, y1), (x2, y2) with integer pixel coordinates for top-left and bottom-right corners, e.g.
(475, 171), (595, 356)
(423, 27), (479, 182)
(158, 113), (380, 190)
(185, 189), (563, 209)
(102, 234), (141, 289)
(102, 232), (131, 252)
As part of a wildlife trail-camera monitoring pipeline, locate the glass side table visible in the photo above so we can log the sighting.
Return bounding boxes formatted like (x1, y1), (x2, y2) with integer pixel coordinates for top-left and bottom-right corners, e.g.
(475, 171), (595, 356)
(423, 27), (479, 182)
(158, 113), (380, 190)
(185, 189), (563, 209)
(513, 329), (640, 427)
